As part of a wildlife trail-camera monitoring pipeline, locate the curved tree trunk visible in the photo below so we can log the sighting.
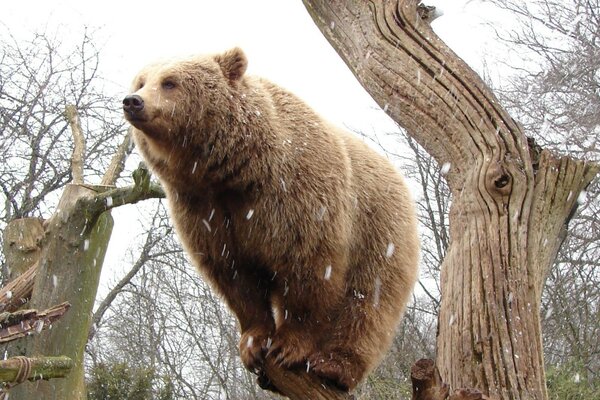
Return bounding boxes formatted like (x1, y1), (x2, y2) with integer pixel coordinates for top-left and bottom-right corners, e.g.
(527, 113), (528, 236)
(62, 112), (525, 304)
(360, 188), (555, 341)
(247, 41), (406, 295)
(302, 1), (599, 399)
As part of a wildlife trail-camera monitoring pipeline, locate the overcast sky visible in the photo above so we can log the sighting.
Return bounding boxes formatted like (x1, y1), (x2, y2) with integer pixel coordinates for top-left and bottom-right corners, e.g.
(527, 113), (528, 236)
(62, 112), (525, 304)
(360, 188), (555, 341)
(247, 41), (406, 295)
(4, 0), (501, 131)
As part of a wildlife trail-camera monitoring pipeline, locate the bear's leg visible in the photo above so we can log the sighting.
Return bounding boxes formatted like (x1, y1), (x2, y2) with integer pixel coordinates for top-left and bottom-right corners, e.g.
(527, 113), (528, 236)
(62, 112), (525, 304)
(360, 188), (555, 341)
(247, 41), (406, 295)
(266, 261), (346, 370)
(207, 263), (275, 373)
(309, 298), (389, 391)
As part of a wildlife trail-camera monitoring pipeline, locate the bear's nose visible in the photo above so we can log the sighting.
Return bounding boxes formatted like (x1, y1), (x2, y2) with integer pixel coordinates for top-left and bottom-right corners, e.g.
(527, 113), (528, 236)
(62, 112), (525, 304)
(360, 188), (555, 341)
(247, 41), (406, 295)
(123, 94), (144, 114)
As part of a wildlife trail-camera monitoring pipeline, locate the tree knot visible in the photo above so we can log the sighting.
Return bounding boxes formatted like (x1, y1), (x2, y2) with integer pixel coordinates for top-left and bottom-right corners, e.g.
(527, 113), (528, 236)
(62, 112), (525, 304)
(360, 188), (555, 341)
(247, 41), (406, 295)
(486, 162), (512, 197)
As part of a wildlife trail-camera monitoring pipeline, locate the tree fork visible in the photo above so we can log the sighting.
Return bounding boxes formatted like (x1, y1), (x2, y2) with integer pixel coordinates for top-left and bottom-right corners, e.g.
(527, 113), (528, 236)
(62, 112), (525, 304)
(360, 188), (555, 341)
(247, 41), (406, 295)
(302, 1), (599, 399)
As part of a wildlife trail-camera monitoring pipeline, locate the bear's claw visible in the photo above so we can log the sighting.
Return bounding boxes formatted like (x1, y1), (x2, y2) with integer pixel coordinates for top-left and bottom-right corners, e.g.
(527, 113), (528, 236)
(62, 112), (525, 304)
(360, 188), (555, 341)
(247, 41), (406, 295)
(239, 326), (272, 373)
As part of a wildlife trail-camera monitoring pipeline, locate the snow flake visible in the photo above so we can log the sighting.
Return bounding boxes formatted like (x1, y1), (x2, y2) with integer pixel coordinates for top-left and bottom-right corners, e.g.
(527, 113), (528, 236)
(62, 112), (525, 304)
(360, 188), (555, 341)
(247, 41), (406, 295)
(577, 190), (587, 204)
(324, 265), (332, 280)
(440, 162), (451, 175)
(373, 277), (382, 307)
(385, 242), (395, 258)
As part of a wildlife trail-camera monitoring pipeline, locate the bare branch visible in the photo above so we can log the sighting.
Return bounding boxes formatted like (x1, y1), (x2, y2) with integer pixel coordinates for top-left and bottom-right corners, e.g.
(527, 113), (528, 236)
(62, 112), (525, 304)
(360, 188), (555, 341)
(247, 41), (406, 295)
(64, 105), (85, 185)
(100, 129), (133, 186)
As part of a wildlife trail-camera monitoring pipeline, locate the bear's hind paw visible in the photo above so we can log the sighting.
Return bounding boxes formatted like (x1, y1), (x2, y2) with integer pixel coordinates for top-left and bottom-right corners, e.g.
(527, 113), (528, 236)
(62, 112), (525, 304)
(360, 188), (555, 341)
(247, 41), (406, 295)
(308, 351), (365, 392)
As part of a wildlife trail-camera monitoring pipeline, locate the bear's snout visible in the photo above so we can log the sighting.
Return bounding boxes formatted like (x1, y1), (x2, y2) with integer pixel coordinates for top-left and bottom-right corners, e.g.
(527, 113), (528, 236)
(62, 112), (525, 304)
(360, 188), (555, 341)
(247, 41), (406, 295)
(123, 94), (145, 118)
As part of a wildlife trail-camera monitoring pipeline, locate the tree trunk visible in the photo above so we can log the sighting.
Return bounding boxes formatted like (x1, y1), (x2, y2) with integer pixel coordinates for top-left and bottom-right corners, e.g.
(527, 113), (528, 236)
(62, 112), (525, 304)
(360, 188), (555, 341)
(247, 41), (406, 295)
(9, 184), (114, 400)
(302, 1), (599, 399)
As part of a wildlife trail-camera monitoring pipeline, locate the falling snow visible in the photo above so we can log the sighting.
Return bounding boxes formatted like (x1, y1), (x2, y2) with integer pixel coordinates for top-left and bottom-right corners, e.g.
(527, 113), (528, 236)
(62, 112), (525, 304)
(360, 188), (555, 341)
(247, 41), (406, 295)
(373, 277), (382, 307)
(385, 242), (395, 258)
(440, 162), (451, 175)
(246, 336), (254, 348)
(577, 190), (587, 204)
(6, 291), (12, 299)
(246, 209), (254, 220)
(105, 196), (113, 207)
(324, 265), (332, 280)
(202, 219), (212, 232)
(316, 206), (326, 221)
(83, 239), (90, 251)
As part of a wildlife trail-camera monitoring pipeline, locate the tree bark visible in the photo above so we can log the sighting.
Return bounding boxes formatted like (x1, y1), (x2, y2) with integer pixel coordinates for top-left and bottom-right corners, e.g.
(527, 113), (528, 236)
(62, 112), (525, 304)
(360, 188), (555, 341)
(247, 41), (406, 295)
(2, 218), (44, 282)
(9, 184), (114, 400)
(302, 1), (599, 399)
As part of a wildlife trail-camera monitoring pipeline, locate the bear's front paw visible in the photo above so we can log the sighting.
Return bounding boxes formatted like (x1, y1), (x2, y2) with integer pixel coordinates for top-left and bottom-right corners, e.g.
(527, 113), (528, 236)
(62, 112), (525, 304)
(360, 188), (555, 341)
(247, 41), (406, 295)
(308, 350), (365, 391)
(266, 325), (315, 368)
(239, 326), (272, 373)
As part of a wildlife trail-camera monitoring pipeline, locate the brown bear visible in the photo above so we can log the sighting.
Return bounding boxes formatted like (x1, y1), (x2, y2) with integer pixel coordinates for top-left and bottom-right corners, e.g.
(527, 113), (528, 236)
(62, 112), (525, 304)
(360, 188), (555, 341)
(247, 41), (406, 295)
(123, 48), (419, 392)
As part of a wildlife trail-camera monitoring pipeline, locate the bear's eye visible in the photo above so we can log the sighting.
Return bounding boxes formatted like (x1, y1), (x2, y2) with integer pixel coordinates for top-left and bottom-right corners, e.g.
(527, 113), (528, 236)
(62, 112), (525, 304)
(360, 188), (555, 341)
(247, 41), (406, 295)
(137, 81), (145, 90)
(162, 80), (176, 90)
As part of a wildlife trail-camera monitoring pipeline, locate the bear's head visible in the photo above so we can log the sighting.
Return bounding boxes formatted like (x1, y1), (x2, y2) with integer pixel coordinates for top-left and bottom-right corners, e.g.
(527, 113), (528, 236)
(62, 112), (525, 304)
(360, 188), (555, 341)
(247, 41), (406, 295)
(123, 47), (248, 144)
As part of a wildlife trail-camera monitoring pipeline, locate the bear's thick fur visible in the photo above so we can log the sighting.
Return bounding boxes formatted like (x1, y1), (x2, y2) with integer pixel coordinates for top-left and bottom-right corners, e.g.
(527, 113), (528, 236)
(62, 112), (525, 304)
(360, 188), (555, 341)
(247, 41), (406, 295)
(123, 48), (419, 391)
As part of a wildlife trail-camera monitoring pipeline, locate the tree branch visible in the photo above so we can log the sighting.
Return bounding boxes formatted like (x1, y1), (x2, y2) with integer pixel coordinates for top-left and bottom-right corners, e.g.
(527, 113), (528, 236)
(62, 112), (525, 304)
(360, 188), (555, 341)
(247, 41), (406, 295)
(0, 262), (37, 313)
(89, 205), (171, 342)
(100, 129), (133, 186)
(0, 302), (71, 343)
(0, 356), (73, 383)
(64, 105), (86, 185)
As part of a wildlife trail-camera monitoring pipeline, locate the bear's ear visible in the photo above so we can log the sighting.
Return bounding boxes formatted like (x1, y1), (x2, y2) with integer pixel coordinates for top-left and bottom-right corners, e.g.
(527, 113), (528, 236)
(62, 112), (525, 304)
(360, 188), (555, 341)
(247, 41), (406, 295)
(215, 47), (248, 81)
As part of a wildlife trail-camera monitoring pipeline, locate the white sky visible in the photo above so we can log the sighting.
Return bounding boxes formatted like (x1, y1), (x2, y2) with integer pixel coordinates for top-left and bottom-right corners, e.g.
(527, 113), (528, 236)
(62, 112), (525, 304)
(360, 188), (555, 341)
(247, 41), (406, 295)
(3, 0), (507, 295)
(4, 0), (501, 131)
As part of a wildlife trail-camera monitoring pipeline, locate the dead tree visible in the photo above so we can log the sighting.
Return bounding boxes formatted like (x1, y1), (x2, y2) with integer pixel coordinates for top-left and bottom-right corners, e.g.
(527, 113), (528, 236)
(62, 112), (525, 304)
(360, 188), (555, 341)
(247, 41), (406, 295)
(299, 1), (599, 399)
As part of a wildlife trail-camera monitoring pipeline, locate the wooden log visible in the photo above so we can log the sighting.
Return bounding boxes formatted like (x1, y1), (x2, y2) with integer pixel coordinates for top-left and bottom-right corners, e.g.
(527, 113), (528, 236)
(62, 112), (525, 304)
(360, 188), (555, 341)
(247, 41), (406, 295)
(0, 262), (37, 313)
(259, 358), (355, 400)
(0, 302), (71, 343)
(411, 359), (490, 400)
(0, 356), (73, 383)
